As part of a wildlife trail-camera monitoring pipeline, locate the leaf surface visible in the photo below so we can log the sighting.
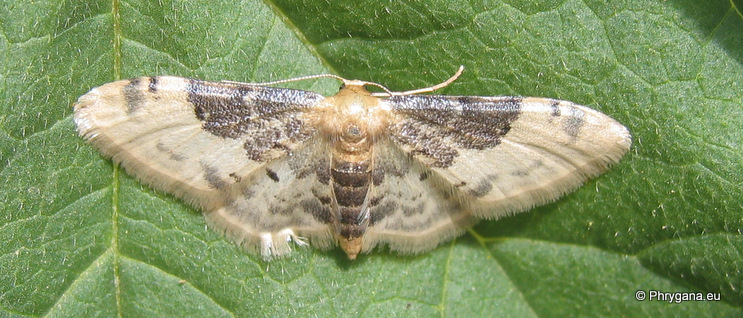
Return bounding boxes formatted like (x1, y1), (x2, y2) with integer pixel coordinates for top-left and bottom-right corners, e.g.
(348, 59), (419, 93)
(1, 0), (742, 316)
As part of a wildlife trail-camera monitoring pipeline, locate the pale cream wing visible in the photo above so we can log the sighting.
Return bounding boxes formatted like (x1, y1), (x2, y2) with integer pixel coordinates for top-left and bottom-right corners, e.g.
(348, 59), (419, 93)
(208, 137), (336, 259)
(362, 138), (477, 254)
(74, 76), (325, 212)
(384, 95), (631, 219)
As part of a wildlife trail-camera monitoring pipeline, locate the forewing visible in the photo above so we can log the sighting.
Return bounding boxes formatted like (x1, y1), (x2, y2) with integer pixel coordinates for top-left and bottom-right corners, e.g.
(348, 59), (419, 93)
(73, 76), (325, 211)
(383, 95), (631, 219)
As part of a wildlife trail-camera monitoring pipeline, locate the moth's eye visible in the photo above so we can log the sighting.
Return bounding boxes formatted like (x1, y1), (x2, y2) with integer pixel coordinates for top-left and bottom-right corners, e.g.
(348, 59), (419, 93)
(339, 84), (346, 90)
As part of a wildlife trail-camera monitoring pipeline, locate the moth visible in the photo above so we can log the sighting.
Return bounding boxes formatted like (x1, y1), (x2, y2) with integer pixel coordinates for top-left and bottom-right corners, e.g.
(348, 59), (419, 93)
(74, 66), (631, 260)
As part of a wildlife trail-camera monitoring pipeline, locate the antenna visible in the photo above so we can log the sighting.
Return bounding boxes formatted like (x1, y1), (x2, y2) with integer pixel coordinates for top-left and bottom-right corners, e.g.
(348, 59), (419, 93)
(371, 65), (464, 97)
(221, 65), (466, 97)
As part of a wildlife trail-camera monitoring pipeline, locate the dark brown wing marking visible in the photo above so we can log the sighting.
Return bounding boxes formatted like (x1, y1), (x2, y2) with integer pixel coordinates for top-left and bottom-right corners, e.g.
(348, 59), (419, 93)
(187, 79), (325, 162)
(387, 95), (522, 168)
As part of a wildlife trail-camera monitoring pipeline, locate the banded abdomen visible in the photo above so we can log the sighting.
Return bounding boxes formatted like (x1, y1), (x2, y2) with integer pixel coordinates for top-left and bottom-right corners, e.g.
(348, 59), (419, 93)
(330, 122), (374, 259)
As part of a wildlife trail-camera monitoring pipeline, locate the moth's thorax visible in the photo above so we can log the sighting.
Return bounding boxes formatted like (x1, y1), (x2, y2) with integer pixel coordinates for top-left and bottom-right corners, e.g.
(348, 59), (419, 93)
(317, 84), (391, 141)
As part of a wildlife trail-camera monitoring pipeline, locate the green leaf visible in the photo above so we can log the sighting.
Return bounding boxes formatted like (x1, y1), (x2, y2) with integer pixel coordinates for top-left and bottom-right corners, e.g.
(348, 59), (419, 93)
(2, 0), (742, 316)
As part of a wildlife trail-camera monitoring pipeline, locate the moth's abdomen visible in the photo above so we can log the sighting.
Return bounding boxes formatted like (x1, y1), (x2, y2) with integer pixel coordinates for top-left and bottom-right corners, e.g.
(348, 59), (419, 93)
(330, 125), (373, 259)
